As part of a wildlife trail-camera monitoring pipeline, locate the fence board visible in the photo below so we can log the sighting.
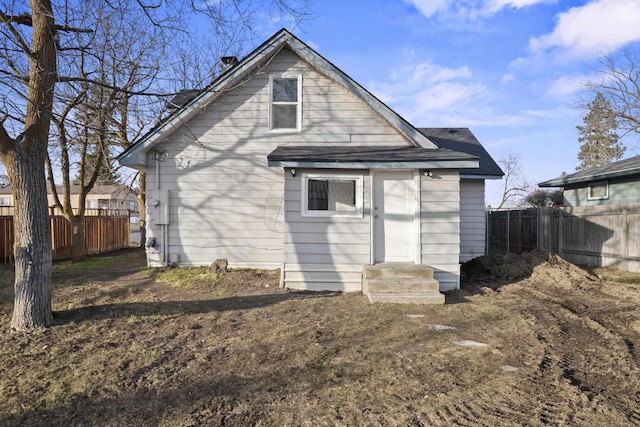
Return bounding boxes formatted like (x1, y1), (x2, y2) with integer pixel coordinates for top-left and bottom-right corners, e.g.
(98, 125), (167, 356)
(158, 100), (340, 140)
(0, 210), (130, 264)
(488, 204), (640, 272)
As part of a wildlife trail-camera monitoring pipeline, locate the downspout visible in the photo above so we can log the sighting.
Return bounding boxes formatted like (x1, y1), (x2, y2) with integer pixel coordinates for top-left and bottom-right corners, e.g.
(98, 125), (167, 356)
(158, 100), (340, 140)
(159, 160), (169, 266)
(153, 150), (168, 267)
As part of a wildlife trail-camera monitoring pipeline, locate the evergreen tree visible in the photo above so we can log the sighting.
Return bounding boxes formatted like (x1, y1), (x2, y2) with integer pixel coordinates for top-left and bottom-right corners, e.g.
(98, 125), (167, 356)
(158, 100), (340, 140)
(576, 93), (625, 170)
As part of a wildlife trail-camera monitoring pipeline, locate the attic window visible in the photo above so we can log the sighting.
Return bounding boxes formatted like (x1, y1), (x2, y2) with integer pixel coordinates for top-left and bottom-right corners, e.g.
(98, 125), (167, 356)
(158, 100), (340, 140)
(587, 181), (609, 200)
(270, 75), (301, 131)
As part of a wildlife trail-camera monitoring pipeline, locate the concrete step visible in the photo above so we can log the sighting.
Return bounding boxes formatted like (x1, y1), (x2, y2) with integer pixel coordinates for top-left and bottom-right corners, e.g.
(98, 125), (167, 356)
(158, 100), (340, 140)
(363, 264), (435, 280)
(366, 278), (440, 293)
(362, 263), (444, 305)
(367, 292), (445, 305)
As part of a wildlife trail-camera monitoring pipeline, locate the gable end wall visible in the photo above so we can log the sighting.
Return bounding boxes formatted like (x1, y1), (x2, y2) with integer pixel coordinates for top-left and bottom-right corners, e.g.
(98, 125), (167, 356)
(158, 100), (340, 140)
(144, 48), (414, 269)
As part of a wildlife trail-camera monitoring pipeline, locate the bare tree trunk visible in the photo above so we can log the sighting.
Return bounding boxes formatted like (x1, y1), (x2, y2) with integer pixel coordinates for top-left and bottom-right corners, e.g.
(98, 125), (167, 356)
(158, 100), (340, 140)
(0, 0), (57, 330)
(70, 215), (86, 261)
(6, 137), (53, 330)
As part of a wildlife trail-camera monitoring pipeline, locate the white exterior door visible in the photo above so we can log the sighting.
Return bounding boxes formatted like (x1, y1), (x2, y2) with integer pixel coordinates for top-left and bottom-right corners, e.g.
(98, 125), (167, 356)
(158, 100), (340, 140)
(373, 171), (416, 263)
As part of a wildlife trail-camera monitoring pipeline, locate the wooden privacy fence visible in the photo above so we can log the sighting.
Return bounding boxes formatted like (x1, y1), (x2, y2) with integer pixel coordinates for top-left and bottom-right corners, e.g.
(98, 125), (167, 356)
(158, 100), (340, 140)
(487, 204), (640, 272)
(0, 209), (130, 264)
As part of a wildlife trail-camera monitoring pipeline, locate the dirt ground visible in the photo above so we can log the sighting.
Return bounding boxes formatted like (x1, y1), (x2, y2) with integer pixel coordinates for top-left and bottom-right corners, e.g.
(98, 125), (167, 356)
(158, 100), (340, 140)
(1, 249), (640, 426)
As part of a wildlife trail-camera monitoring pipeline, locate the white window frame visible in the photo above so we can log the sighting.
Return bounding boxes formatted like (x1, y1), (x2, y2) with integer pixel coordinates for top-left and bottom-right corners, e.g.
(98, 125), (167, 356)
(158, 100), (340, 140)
(587, 180), (609, 200)
(269, 74), (302, 132)
(301, 173), (363, 218)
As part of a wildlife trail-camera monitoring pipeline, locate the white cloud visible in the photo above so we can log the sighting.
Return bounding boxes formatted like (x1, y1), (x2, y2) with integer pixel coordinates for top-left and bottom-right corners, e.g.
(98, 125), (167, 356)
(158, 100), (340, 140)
(404, 0), (553, 19)
(545, 74), (588, 97)
(529, 0), (640, 58)
(404, 0), (454, 17)
(484, 0), (556, 14)
(501, 73), (515, 83)
(369, 58), (491, 125)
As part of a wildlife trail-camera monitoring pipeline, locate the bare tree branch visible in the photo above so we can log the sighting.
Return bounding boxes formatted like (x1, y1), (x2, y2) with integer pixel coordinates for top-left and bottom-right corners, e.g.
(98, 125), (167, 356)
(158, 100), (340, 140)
(496, 151), (532, 209)
(0, 12), (93, 33)
(0, 11), (36, 61)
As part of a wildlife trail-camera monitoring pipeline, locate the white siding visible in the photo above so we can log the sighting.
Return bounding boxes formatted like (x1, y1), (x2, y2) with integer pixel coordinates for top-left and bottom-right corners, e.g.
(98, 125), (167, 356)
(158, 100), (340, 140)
(459, 179), (486, 262)
(145, 48), (412, 269)
(420, 170), (461, 291)
(282, 170), (370, 292)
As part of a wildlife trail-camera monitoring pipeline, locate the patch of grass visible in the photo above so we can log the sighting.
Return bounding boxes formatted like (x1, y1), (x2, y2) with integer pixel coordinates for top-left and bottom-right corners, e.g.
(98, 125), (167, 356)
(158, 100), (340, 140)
(53, 255), (118, 274)
(146, 266), (219, 288)
(590, 267), (640, 284)
(0, 266), (14, 311)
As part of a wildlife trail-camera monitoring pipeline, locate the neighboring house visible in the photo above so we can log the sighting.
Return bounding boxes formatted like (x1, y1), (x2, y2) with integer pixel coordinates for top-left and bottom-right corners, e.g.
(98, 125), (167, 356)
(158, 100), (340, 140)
(0, 184), (139, 215)
(117, 29), (503, 299)
(54, 185), (139, 214)
(0, 186), (10, 208)
(539, 155), (640, 207)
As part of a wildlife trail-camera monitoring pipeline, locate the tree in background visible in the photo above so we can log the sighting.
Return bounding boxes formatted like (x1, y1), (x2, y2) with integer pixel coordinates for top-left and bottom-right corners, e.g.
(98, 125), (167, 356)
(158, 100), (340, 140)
(576, 92), (624, 170)
(0, 0), (313, 331)
(495, 151), (532, 209)
(523, 188), (564, 207)
(45, 2), (159, 261)
(585, 48), (640, 152)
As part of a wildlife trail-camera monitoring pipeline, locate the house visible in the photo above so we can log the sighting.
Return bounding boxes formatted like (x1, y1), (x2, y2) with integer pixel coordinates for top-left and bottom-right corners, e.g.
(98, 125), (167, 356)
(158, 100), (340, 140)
(54, 185), (139, 214)
(0, 184), (139, 214)
(117, 29), (503, 302)
(539, 155), (640, 207)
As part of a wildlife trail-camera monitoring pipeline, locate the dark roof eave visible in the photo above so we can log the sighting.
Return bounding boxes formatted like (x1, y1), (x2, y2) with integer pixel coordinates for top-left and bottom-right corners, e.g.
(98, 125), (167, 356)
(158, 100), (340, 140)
(539, 168), (640, 187)
(268, 159), (479, 169)
(461, 172), (504, 180)
(267, 145), (479, 170)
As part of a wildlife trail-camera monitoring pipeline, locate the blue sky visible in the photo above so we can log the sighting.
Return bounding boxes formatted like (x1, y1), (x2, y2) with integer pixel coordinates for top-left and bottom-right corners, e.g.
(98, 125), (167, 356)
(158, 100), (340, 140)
(253, 0), (640, 206)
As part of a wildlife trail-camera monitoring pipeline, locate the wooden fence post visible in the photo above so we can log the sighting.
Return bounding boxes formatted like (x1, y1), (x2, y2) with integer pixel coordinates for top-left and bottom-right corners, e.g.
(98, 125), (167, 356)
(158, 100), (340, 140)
(536, 208), (540, 250)
(623, 208), (629, 271)
(506, 210), (510, 254)
(558, 210), (563, 257)
(485, 209), (490, 256)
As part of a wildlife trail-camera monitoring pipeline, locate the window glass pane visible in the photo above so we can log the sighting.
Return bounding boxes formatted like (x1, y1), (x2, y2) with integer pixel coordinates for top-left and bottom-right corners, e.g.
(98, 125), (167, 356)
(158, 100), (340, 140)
(589, 183), (607, 198)
(308, 179), (328, 210)
(273, 78), (298, 102)
(273, 104), (297, 129)
(307, 179), (356, 212)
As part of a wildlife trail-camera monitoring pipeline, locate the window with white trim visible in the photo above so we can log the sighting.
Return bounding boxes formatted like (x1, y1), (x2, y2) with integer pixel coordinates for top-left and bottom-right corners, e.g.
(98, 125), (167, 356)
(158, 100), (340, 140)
(270, 75), (301, 131)
(0, 197), (10, 206)
(301, 174), (363, 217)
(587, 181), (609, 200)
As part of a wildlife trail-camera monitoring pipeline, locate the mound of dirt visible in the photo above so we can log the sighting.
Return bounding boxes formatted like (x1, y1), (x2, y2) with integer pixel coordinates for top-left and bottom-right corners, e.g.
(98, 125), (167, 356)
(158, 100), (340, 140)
(461, 249), (597, 289)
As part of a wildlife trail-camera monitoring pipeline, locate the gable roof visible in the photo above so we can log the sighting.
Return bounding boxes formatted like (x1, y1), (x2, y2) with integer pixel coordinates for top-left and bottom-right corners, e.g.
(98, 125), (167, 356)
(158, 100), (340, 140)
(117, 28), (439, 168)
(539, 155), (640, 187)
(418, 128), (504, 179)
